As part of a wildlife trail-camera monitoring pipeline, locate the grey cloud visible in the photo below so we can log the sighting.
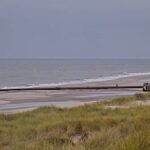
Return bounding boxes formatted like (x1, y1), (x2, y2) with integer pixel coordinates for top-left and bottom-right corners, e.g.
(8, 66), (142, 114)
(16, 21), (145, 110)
(0, 0), (150, 58)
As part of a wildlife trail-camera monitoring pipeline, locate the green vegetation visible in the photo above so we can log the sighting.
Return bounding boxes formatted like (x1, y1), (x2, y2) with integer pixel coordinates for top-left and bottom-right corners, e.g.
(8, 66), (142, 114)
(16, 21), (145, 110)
(103, 92), (150, 105)
(0, 93), (150, 150)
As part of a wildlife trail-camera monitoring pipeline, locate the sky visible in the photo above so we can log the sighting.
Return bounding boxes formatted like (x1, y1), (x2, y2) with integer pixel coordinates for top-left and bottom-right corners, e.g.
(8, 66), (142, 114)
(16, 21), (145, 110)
(0, 0), (150, 59)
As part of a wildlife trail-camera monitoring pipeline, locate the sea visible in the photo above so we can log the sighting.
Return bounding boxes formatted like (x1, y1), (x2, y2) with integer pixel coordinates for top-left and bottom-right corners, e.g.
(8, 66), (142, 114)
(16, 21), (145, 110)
(1, 59), (150, 89)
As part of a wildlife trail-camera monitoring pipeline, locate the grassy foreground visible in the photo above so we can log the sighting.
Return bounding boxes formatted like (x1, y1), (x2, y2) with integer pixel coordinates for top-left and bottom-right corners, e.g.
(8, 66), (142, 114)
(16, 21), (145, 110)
(0, 93), (150, 150)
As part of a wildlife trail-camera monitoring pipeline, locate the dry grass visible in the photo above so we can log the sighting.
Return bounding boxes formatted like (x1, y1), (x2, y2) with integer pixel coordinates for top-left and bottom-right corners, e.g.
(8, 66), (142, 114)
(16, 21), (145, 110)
(0, 93), (150, 150)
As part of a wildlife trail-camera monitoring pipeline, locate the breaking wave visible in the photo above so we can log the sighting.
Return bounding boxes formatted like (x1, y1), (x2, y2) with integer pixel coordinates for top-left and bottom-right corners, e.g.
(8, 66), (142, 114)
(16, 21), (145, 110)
(1, 72), (150, 89)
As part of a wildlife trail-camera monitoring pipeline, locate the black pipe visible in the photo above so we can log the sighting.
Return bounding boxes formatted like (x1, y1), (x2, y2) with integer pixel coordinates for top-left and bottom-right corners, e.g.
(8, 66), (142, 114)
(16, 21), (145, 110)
(0, 85), (143, 92)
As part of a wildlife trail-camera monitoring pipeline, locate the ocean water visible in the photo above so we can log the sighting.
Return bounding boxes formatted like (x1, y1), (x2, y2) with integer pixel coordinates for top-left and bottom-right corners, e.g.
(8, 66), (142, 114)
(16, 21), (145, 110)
(1, 59), (150, 88)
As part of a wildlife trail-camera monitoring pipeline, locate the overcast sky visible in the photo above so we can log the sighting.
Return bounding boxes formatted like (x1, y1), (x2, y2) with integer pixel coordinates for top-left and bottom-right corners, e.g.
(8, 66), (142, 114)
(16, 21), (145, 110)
(0, 0), (150, 59)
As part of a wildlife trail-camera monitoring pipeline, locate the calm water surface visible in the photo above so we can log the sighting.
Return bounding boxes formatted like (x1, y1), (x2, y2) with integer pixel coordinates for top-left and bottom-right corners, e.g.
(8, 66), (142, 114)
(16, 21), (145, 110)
(0, 59), (150, 88)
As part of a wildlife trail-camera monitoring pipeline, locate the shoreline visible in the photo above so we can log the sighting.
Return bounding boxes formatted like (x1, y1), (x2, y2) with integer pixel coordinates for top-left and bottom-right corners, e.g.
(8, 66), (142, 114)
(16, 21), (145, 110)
(0, 74), (149, 113)
(1, 71), (150, 90)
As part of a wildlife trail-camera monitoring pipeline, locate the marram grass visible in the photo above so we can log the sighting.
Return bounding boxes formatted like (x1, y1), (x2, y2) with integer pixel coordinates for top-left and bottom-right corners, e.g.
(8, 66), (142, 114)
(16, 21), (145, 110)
(0, 93), (150, 150)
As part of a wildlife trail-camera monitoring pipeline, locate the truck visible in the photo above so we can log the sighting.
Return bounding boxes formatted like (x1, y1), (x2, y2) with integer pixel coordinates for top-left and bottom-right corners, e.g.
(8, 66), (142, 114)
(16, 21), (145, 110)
(143, 83), (150, 91)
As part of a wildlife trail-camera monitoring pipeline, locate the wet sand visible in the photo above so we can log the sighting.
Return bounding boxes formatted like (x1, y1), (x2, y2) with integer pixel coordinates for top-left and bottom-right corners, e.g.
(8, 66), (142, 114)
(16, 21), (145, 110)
(0, 75), (149, 113)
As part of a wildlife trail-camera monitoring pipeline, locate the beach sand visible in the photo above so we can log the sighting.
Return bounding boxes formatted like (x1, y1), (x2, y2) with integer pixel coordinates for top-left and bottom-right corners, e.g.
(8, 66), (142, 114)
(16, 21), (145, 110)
(0, 74), (149, 113)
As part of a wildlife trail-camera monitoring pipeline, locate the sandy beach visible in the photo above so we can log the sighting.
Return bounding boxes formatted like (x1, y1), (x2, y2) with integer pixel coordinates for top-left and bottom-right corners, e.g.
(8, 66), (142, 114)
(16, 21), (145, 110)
(0, 74), (148, 113)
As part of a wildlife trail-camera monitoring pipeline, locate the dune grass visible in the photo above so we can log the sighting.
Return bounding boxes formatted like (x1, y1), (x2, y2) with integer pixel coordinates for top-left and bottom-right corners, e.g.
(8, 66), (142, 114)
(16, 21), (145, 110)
(0, 93), (150, 150)
(102, 92), (150, 106)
